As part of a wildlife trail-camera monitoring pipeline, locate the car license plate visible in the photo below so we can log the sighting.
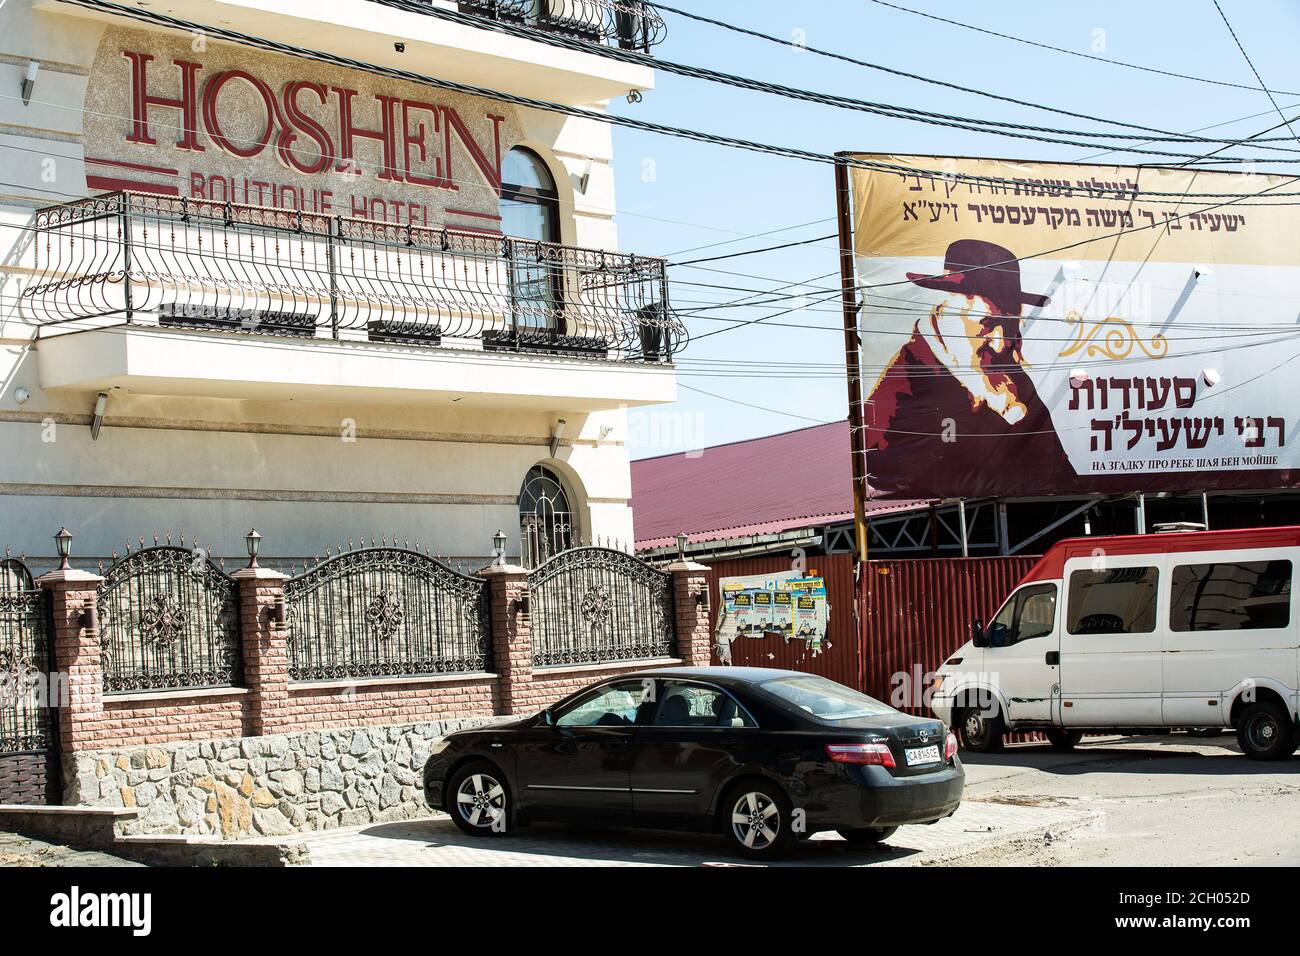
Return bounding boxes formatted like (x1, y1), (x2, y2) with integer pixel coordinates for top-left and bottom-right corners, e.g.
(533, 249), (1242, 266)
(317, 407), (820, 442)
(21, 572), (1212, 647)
(905, 744), (941, 766)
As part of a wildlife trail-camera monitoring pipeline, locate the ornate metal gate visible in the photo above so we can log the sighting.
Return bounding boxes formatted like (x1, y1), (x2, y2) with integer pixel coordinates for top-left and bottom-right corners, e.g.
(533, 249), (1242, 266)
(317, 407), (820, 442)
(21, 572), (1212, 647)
(284, 547), (491, 680)
(98, 545), (242, 693)
(0, 557), (58, 804)
(528, 546), (674, 666)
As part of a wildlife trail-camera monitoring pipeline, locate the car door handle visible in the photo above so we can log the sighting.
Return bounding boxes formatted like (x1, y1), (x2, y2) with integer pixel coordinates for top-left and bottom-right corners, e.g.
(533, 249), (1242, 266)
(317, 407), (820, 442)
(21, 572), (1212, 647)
(1045, 651), (1060, 666)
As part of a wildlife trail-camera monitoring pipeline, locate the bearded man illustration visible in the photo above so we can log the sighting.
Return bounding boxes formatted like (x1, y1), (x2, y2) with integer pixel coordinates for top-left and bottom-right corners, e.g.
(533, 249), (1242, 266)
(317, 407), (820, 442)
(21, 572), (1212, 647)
(865, 239), (1083, 495)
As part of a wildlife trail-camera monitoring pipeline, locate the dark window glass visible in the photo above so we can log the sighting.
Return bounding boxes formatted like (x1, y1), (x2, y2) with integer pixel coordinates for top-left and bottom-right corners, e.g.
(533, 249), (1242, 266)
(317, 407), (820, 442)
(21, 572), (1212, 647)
(500, 147), (561, 330)
(555, 681), (650, 727)
(653, 682), (755, 728)
(1170, 560), (1292, 632)
(1067, 567), (1159, 635)
(986, 584), (1057, 645)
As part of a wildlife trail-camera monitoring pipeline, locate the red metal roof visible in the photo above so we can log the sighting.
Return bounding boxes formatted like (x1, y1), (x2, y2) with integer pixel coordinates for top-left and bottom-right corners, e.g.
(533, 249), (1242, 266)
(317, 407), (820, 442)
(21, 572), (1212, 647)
(631, 420), (932, 548)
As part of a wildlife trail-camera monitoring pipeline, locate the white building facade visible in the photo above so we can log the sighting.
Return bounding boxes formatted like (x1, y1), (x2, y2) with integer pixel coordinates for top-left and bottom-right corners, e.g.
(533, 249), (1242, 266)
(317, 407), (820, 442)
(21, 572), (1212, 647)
(0, 0), (678, 568)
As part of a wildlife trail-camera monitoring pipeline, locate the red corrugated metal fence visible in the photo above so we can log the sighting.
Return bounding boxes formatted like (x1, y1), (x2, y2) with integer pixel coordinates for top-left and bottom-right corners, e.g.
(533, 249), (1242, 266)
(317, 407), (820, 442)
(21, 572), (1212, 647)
(703, 553), (1039, 714)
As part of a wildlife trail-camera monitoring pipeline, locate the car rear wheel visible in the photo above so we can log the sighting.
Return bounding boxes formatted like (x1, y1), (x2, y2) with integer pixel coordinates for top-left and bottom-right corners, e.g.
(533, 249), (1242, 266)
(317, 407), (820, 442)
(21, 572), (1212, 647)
(837, 826), (899, 845)
(1236, 702), (1296, 761)
(723, 782), (796, 860)
(1044, 729), (1083, 751)
(957, 707), (1004, 753)
(447, 761), (510, 836)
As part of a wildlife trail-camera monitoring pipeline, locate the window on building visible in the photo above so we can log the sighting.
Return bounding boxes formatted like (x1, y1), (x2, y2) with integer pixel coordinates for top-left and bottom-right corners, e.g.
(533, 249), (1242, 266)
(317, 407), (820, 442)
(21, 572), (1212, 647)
(1067, 567), (1159, 635)
(500, 147), (561, 330)
(1170, 560), (1292, 632)
(519, 464), (577, 567)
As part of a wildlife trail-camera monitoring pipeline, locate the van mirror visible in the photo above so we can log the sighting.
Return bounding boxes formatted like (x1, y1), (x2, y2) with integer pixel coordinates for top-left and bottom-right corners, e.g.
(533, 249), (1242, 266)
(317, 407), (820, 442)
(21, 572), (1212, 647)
(970, 618), (987, 647)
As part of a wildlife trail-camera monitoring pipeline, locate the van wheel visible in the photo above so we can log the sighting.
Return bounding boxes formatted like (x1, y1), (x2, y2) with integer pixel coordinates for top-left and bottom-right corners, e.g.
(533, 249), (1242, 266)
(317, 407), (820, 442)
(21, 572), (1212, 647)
(1044, 729), (1083, 751)
(1236, 702), (1296, 761)
(957, 707), (1004, 753)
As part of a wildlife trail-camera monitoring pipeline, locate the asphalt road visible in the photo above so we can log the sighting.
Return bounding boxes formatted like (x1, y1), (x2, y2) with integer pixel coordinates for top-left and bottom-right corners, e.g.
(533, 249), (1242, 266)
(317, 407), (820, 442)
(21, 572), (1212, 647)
(956, 733), (1300, 866)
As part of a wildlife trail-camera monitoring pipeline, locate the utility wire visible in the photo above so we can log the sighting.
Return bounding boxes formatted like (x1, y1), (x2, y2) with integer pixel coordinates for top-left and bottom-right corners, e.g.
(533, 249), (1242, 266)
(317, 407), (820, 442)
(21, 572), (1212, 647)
(866, 0), (1300, 98)
(1212, 0), (1300, 144)
(49, 0), (1300, 197)
(648, 0), (1300, 148)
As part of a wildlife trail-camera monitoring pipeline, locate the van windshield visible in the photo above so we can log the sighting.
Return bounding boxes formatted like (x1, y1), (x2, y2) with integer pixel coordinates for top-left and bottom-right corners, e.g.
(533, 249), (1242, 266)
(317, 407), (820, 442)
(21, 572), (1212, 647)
(760, 675), (895, 721)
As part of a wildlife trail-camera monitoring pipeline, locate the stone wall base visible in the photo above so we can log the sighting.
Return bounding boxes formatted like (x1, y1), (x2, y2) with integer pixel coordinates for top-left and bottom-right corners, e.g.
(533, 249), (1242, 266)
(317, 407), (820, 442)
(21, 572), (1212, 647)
(62, 716), (505, 839)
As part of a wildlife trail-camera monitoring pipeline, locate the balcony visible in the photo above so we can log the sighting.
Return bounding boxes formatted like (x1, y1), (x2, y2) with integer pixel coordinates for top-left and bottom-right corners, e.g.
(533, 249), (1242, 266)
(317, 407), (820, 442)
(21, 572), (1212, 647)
(446, 0), (667, 52)
(43, 0), (656, 105)
(23, 192), (681, 410)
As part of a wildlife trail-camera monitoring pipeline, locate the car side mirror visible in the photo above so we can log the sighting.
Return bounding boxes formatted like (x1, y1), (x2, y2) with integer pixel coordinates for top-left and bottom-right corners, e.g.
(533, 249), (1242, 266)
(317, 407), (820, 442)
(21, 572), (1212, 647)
(537, 708), (555, 726)
(971, 618), (987, 648)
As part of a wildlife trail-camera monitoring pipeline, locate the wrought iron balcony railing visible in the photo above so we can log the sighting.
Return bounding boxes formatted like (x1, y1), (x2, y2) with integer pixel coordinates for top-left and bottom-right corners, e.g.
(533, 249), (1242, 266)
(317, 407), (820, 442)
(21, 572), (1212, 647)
(23, 192), (682, 363)
(451, 0), (666, 52)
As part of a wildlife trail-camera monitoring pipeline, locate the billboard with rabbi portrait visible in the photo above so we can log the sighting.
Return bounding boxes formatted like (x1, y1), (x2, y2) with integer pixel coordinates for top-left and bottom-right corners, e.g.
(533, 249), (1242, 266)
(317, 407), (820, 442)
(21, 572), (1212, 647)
(846, 154), (1300, 498)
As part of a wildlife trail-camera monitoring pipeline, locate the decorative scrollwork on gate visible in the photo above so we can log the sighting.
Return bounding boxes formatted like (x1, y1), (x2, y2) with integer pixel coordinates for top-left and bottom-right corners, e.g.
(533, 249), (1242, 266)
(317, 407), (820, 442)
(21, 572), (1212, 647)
(528, 547), (674, 667)
(98, 546), (241, 694)
(284, 548), (490, 681)
(0, 557), (53, 753)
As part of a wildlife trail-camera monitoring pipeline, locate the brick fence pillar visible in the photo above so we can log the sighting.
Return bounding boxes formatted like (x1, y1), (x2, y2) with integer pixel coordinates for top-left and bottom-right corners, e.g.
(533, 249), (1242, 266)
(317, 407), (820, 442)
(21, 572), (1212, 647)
(479, 562), (532, 716)
(668, 560), (712, 667)
(231, 565), (289, 737)
(36, 567), (104, 759)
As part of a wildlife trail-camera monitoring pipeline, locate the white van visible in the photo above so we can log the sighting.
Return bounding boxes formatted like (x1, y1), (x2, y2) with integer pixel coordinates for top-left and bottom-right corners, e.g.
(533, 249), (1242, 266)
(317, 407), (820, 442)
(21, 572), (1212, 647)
(929, 526), (1299, 760)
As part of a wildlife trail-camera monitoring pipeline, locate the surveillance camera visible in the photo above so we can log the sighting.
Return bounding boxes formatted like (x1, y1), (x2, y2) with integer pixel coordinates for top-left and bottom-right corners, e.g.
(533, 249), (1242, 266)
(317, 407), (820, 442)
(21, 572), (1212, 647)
(394, 42), (406, 53)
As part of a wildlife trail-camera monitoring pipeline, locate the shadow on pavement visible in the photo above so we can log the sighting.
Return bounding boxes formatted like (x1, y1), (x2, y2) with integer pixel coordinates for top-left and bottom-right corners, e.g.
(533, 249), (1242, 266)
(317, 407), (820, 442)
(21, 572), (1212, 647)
(352, 817), (923, 867)
(959, 734), (1299, 775)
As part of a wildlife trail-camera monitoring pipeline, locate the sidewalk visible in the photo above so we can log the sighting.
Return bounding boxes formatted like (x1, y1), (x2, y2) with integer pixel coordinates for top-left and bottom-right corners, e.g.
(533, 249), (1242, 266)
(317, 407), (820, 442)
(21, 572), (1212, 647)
(257, 799), (1096, 867)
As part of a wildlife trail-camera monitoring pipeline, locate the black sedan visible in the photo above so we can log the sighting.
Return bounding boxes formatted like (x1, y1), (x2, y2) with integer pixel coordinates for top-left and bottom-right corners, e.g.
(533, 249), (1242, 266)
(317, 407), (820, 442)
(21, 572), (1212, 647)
(423, 667), (963, 858)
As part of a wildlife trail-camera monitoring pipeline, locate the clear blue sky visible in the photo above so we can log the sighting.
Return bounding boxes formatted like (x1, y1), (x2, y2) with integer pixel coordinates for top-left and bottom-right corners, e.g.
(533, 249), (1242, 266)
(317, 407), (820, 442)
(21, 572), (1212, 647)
(610, 0), (1300, 459)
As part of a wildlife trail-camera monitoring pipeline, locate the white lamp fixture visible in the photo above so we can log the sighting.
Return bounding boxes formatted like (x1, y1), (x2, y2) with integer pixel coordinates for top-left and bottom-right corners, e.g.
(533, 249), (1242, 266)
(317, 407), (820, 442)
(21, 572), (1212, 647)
(21, 60), (39, 106)
(1202, 368), (1221, 387)
(90, 391), (109, 441)
(549, 418), (567, 457)
(1069, 369), (1090, 389)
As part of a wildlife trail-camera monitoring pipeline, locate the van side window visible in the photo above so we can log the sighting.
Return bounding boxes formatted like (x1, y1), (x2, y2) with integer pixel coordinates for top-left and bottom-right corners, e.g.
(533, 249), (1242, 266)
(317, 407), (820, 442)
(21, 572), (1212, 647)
(1067, 567), (1159, 635)
(1170, 560), (1292, 632)
(986, 584), (1057, 645)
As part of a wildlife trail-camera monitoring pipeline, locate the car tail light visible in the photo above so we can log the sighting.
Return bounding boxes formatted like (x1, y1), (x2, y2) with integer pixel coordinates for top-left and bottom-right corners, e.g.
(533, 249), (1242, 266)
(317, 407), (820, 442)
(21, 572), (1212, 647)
(944, 732), (958, 762)
(825, 742), (895, 769)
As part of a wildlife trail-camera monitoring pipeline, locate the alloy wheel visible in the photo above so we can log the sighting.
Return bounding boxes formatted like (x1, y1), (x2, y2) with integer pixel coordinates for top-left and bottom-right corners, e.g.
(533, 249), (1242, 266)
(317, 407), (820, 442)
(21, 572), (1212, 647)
(731, 791), (780, 851)
(455, 772), (507, 830)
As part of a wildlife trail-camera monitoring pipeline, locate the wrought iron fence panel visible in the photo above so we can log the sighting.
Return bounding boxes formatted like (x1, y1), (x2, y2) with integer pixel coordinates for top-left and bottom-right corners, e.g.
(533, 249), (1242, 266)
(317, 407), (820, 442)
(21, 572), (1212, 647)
(97, 546), (242, 694)
(284, 548), (490, 680)
(23, 192), (683, 362)
(453, 0), (668, 50)
(528, 546), (673, 666)
(0, 559), (51, 753)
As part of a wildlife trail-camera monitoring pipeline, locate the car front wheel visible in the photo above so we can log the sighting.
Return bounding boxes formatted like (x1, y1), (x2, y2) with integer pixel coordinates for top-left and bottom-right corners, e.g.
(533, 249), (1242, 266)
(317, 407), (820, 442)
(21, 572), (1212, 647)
(1236, 702), (1297, 761)
(957, 706), (1004, 753)
(447, 761), (510, 836)
(723, 782), (796, 859)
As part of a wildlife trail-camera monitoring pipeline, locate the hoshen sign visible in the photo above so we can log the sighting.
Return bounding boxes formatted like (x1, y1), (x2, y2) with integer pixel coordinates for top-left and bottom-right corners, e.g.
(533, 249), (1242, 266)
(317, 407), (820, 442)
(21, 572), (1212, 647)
(846, 153), (1300, 497)
(82, 27), (524, 227)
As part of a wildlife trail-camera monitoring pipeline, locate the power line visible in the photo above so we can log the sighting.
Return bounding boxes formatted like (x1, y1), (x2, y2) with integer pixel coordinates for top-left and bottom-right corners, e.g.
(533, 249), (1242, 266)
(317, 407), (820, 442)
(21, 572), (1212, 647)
(56, 0), (1300, 195)
(366, 0), (1300, 163)
(648, 0), (1300, 149)
(866, 0), (1300, 98)
(1212, 0), (1300, 144)
(668, 233), (838, 266)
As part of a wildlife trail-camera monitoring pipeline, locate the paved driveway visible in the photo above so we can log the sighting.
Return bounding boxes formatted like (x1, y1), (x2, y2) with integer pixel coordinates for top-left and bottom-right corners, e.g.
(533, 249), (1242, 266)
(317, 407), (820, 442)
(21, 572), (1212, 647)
(281, 798), (1092, 867)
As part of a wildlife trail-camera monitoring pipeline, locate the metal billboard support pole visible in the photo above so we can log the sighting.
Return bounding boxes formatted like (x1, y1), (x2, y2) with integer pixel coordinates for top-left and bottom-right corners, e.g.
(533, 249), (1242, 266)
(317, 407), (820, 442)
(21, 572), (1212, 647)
(834, 154), (871, 692)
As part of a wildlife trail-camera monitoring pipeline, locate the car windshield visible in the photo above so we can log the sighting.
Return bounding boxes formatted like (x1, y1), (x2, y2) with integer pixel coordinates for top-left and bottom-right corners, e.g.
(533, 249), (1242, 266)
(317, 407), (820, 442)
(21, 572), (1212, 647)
(760, 675), (896, 721)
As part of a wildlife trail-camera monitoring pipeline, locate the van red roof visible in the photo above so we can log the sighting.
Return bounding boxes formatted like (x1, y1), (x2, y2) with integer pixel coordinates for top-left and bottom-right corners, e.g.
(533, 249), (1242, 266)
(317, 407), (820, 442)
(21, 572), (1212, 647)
(1023, 525), (1300, 582)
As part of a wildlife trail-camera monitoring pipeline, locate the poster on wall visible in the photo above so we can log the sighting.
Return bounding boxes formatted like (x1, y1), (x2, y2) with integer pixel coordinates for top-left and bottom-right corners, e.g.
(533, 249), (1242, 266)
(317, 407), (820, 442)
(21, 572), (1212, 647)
(846, 154), (1300, 498)
(715, 572), (830, 662)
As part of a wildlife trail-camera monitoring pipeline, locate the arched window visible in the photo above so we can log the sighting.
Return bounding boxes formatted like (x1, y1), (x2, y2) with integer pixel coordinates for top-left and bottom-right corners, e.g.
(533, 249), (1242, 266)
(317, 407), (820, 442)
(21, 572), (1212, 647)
(518, 464), (577, 566)
(501, 147), (562, 330)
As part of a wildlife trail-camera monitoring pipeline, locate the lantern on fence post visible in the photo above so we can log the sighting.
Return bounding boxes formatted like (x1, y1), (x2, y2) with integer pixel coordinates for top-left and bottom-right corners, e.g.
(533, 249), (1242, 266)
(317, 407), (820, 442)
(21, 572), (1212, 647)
(245, 528), (262, 568)
(54, 526), (72, 571)
(675, 531), (687, 562)
(492, 530), (507, 568)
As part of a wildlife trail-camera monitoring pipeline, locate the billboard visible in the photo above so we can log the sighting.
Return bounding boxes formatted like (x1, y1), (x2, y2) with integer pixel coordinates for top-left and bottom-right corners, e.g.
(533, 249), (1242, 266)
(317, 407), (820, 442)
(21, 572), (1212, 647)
(847, 154), (1300, 498)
